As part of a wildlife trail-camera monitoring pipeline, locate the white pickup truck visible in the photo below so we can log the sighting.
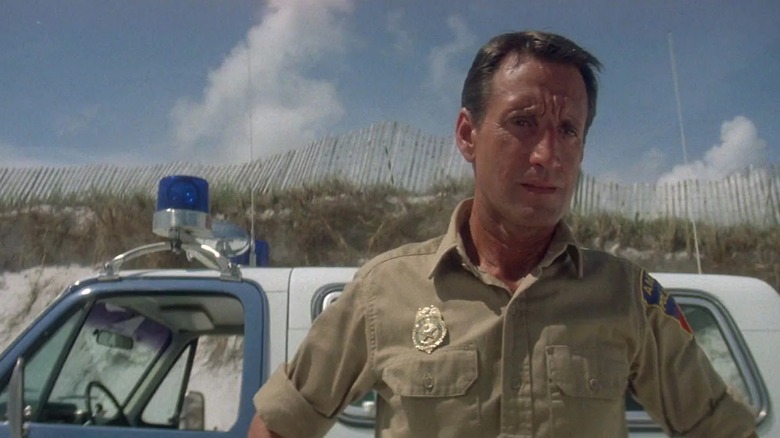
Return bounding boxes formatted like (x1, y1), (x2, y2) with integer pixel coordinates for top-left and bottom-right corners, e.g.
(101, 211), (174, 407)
(1, 176), (777, 437)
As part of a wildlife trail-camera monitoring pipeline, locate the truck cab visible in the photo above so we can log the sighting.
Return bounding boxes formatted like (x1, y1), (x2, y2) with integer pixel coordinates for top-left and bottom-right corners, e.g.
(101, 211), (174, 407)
(0, 272), (269, 437)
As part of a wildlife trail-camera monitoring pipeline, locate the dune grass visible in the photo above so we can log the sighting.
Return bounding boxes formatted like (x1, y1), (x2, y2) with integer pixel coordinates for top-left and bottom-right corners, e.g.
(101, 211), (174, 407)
(1, 178), (777, 291)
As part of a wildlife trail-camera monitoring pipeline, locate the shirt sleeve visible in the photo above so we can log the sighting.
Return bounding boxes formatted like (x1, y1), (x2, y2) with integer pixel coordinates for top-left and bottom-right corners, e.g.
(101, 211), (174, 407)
(253, 275), (377, 437)
(629, 270), (756, 437)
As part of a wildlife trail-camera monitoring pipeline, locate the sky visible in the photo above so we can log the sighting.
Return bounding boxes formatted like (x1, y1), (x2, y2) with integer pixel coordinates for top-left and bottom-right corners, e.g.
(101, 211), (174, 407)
(1, 0), (778, 184)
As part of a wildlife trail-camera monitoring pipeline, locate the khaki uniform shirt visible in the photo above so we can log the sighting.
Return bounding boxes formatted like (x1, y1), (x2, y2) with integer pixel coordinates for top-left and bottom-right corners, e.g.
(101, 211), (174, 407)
(254, 199), (755, 437)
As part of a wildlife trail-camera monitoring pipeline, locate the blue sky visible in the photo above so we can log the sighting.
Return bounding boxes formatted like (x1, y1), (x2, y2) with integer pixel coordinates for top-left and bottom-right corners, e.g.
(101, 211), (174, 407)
(1, 0), (778, 183)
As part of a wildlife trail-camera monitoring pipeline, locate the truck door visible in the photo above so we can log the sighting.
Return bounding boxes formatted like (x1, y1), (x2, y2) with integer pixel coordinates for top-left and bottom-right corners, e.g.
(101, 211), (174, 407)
(0, 276), (269, 438)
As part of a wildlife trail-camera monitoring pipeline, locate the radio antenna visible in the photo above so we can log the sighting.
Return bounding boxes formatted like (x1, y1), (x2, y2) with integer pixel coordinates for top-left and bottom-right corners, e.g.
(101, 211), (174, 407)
(668, 33), (702, 274)
(247, 46), (257, 266)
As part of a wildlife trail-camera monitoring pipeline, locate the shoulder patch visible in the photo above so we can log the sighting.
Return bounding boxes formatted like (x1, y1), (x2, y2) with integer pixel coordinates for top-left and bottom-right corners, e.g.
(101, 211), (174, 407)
(641, 271), (693, 335)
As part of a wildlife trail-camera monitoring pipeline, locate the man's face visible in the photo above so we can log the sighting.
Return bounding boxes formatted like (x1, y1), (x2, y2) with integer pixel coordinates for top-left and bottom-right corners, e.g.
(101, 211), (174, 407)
(457, 55), (588, 230)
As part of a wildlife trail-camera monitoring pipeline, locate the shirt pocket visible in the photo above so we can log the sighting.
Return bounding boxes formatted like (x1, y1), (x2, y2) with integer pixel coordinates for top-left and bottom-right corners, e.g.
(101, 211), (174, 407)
(380, 346), (480, 434)
(546, 345), (628, 400)
(546, 345), (629, 437)
(383, 347), (478, 397)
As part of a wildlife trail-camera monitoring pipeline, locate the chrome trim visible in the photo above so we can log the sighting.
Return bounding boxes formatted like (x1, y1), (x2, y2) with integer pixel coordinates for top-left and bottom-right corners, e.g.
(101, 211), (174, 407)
(152, 208), (211, 240)
(322, 292), (341, 312)
(8, 357), (24, 438)
(310, 284), (346, 322)
(99, 241), (241, 282)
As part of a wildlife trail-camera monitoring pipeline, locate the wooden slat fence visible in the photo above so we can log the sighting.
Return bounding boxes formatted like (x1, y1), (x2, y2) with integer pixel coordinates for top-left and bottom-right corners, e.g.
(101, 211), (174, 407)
(1, 122), (778, 227)
(572, 165), (780, 227)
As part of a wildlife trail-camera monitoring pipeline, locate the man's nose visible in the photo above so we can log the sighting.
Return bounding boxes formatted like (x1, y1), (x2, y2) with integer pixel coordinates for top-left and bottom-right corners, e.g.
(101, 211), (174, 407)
(529, 128), (558, 167)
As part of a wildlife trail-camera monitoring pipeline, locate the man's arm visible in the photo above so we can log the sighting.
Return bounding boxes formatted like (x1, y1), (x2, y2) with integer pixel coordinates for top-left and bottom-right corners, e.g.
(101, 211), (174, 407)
(251, 276), (376, 437)
(248, 414), (281, 438)
(631, 271), (757, 436)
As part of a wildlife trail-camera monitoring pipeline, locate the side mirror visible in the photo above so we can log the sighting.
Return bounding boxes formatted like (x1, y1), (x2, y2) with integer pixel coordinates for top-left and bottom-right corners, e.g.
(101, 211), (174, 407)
(8, 357), (24, 438)
(179, 391), (205, 430)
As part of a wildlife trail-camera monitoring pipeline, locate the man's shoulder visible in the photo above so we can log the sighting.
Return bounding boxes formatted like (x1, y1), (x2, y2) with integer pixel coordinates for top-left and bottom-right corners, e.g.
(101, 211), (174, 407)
(356, 235), (444, 278)
(578, 246), (646, 281)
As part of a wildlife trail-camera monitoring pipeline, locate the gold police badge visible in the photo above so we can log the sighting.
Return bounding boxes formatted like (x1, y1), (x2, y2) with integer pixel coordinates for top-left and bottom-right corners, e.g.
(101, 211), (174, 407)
(412, 305), (447, 354)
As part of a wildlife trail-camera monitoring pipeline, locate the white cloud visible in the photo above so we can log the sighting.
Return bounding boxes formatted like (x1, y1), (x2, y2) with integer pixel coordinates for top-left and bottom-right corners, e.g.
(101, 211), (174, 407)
(427, 15), (476, 101)
(657, 116), (767, 185)
(170, 0), (354, 163)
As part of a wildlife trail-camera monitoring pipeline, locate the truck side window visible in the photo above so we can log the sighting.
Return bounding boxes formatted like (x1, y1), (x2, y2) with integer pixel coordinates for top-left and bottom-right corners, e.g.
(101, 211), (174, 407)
(683, 304), (751, 402)
(186, 334), (244, 431)
(0, 306), (85, 421)
(142, 342), (194, 427)
(626, 293), (767, 430)
(46, 301), (172, 426)
(140, 333), (247, 432)
(142, 335), (244, 432)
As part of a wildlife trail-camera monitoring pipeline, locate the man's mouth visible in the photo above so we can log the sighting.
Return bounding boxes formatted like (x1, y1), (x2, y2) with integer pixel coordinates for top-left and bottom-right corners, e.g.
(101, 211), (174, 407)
(520, 181), (558, 194)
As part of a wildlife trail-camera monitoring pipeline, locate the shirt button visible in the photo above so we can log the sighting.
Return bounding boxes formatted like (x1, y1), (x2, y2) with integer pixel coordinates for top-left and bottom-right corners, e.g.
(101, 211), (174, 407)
(588, 378), (600, 392)
(423, 374), (434, 391)
(509, 306), (517, 316)
(511, 378), (521, 390)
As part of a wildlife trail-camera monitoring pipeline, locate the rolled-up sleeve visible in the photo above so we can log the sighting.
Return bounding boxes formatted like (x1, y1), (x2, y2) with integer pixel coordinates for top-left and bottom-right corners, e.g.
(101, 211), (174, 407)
(253, 364), (336, 437)
(253, 275), (377, 437)
(630, 271), (756, 437)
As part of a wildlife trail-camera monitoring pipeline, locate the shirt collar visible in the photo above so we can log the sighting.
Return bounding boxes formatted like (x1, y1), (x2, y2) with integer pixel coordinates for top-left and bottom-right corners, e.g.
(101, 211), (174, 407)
(428, 198), (583, 279)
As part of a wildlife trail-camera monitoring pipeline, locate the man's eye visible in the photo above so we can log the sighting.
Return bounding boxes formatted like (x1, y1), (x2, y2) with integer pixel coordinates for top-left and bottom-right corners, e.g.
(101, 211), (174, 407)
(560, 126), (579, 138)
(511, 118), (532, 127)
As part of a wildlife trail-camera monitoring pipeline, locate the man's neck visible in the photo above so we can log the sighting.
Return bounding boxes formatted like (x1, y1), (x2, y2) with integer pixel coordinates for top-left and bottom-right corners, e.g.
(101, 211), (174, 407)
(462, 209), (556, 292)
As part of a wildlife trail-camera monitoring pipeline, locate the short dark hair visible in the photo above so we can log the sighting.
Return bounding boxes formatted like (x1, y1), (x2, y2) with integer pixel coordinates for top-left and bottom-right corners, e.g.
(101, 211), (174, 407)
(461, 31), (602, 135)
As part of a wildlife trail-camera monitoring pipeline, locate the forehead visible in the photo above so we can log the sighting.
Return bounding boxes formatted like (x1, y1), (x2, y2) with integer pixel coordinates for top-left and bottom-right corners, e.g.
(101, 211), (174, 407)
(488, 54), (588, 110)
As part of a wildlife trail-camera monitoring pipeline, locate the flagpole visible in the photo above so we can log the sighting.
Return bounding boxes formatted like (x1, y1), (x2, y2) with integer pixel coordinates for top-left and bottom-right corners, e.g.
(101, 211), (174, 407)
(668, 33), (702, 274)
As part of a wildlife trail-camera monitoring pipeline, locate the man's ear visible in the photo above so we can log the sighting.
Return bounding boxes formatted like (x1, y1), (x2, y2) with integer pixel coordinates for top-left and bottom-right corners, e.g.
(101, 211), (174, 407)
(455, 108), (476, 163)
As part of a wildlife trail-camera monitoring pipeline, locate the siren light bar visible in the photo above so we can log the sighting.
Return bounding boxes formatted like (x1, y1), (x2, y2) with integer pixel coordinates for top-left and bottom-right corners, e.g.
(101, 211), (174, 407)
(152, 175), (211, 242)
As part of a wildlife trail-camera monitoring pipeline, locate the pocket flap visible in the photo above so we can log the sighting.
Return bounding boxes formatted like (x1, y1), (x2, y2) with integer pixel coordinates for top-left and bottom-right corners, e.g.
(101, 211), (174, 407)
(546, 345), (627, 400)
(383, 347), (478, 397)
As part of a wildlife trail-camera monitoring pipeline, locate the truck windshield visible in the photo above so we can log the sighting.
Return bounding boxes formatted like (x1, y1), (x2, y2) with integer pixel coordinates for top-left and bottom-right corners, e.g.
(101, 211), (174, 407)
(46, 301), (172, 419)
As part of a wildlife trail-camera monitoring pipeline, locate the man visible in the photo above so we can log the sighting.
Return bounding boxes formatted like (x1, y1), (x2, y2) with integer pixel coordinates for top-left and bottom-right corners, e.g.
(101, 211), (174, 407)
(249, 31), (757, 437)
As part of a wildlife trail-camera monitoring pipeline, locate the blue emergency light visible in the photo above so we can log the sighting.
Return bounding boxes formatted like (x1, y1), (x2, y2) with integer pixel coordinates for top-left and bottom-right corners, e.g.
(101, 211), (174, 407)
(101, 174), (271, 280)
(155, 175), (209, 213)
(152, 175), (211, 240)
(148, 174), (271, 266)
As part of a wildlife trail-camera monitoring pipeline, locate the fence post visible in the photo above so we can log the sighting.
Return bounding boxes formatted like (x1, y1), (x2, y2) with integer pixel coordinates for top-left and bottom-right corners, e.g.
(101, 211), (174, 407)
(769, 164), (780, 226)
